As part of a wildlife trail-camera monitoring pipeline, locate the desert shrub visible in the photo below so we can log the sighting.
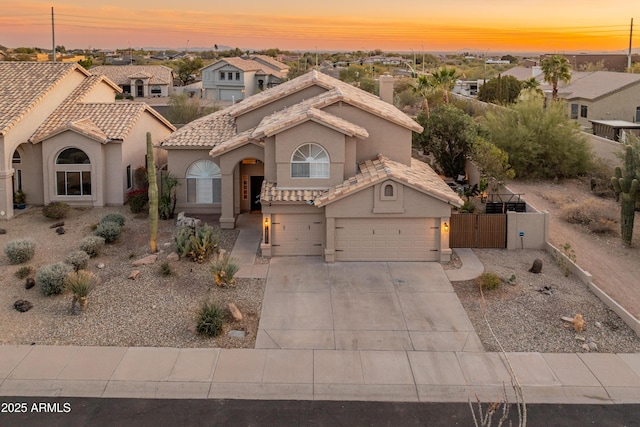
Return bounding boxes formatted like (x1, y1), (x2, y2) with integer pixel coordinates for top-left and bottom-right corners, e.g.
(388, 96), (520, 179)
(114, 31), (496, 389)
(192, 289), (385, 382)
(15, 265), (33, 279)
(37, 262), (73, 295)
(43, 202), (70, 219)
(561, 199), (616, 226)
(588, 157), (616, 199)
(211, 254), (240, 287)
(64, 270), (98, 298)
(459, 200), (476, 213)
(196, 300), (224, 337)
(160, 261), (173, 276)
(95, 221), (122, 243)
(476, 272), (501, 290)
(79, 236), (106, 257)
(65, 250), (90, 271)
(174, 224), (219, 263)
(127, 189), (148, 213)
(4, 238), (36, 264)
(588, 218), (618, 235)
(100, 213), (126, 226)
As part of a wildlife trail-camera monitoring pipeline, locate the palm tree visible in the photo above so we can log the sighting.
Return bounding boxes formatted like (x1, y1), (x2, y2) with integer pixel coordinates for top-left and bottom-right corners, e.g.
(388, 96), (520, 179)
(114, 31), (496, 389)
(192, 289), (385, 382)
(540, 55), (571, 100)
(413, 74), (435, 116)
(430, 67), (461, 104)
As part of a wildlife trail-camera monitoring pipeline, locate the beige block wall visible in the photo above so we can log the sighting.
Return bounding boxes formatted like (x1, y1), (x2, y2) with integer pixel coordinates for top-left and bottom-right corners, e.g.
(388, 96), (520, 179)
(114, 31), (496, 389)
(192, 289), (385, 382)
(585, 132), (624, 165)
(506, 211), (549, 250)
(272, 121), (347, 188)
(323, 103), (412, 165)
(235, 86), (327, 132)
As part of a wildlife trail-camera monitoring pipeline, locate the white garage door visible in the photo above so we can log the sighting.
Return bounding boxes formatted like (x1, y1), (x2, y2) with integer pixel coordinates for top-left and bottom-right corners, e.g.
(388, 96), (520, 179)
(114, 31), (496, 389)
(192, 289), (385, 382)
(219, 89), (244, 101)
(335, 218), (440, 261)
(271, 214), (324, 256)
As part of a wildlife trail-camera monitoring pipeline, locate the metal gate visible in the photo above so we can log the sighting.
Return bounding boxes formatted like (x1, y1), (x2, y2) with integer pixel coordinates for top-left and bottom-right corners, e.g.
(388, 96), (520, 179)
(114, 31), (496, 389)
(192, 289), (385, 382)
(450, 214), (507, 248)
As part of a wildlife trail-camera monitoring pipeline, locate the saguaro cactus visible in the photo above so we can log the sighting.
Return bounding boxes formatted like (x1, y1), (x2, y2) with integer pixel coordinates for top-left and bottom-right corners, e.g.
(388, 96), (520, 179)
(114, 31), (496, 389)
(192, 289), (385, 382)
(611, 145), (639, 245)
(147, 132), (159, 253)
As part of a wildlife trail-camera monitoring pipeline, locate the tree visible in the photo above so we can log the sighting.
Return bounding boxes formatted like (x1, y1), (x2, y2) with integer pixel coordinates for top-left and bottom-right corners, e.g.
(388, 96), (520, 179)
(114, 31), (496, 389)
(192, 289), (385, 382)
(483, 97), (592, 178)
(430, 67), (461, 103)
(472, 136), (516, 182)
(477, 75), (522, 104)
(77, 58), (93, 70)
(413, 74), (435, 116)
(176, 57), (204, 86)
(540, 54), (571, 100)
(414, 104), (477, 177)
(165, 94), (220, 125)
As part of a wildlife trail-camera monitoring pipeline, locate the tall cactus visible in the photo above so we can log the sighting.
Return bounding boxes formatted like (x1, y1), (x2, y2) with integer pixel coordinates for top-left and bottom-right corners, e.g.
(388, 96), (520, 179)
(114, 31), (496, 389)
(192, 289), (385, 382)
(147, 132), (159, 253)
(611, 145), (639, 245)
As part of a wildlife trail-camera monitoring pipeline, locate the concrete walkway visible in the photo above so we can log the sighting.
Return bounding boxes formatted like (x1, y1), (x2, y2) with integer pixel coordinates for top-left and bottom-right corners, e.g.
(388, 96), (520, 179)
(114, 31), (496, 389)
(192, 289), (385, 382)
(446, 248), (484, 282)
(230, 214), (269, 279)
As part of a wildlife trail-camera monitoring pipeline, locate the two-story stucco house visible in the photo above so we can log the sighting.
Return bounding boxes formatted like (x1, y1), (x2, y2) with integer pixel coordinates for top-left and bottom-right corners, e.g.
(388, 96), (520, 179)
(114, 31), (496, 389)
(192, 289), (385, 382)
(161, 70), (462, 262)
(201, 56), (289, 102)
(0, 61), (175, 220)
(89, 65), (175, 98)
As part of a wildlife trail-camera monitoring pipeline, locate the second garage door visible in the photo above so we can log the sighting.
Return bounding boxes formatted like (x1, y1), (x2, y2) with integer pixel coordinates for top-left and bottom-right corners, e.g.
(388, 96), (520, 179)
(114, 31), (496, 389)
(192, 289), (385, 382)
(219, 88), (244, 101)
(335, 218), (440, 261)
(271, 214), (324, 256)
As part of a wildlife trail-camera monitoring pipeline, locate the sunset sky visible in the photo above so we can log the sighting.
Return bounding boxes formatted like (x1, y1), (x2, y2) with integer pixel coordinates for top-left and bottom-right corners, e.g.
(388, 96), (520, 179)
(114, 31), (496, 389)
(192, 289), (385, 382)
(1, 0), (638, 53)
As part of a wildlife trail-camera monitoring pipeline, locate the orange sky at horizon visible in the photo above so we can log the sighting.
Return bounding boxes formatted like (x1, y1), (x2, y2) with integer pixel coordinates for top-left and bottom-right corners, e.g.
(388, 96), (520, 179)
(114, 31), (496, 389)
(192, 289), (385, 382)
(1, 1), (638, 53)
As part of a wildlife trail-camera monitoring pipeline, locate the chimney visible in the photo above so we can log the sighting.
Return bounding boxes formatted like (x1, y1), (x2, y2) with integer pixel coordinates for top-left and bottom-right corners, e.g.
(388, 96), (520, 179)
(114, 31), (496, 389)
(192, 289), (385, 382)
(379, 73), (394, 105)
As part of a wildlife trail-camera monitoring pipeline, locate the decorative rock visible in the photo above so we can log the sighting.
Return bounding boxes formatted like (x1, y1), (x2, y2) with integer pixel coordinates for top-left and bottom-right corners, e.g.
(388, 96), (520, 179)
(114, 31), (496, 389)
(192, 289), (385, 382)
(97, 263), (105, 269)
(176, 212), (201, 228)
(14, 300), (33, 312)
(56, 226), (65, 235)
(228, 302), (243, 321)
(0, 228), (6, 234)
(132, 254), (158, 266)
(228, 330), (246, 338)
(218, 248), (227, 258)
(587, 339), (598, 352)
(529, 258), (543, 274)
(49, 221), (65, 229)
(575, 335), (586, 342)
(25, 277), (35, 289)
(581, 343), (590, 352)
(594, 321), (602, 329)
(163, 242), (171, 248)
(128, 270), (141, 280)
(166, 252), (179, 261)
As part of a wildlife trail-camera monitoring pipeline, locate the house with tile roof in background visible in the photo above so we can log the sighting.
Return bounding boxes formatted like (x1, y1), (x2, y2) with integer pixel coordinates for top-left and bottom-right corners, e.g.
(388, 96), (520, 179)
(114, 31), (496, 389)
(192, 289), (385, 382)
(201, 56), (289, 102)
(89, 64), (176, 98)
(0, 61), (175, 220)
(161, 70), (462, 262)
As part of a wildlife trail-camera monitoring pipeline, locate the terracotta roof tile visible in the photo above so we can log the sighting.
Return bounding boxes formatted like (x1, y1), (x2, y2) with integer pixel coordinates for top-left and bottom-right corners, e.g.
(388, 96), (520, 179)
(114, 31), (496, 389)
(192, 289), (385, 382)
(250, 55), (290, 71)
(90, 65), (174, 85)
(260, 181), (326, 203)
(161, 109), (235, 148)
(208, 129), (263, 156)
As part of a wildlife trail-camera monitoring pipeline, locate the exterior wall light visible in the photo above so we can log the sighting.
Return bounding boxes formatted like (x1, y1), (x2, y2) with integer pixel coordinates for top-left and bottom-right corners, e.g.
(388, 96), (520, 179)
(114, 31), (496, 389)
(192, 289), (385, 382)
(443, 222), (449, 232)
(264, 217), (269, 244)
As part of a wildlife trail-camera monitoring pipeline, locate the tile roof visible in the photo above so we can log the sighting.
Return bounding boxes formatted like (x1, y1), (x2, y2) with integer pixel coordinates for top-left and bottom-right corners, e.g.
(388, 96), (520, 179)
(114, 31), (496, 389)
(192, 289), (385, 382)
(250, 55), (290, 71)
(161, 109), (235, 148)
(559, 71), (640, 100)
(314, 154), (463, 207)
(89, 65), (174, 85)
(41, 118), (109, 143)
(205, 57), (285, 78)
(208, 129), (263, 156)
(0, 61), (89, 136)
(260, 181), (326, 203)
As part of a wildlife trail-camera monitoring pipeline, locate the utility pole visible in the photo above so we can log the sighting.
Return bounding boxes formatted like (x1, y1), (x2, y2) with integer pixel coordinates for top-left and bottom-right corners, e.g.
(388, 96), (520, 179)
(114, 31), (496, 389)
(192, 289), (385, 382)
(628, 18), (634, 71)
(51, 7), (56, 62)
(421, 44), (424, 73)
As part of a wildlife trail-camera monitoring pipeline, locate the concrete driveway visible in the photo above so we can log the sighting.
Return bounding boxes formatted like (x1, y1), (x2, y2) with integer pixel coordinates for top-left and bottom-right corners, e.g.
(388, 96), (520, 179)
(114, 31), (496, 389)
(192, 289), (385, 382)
(256, 257), (483, 352)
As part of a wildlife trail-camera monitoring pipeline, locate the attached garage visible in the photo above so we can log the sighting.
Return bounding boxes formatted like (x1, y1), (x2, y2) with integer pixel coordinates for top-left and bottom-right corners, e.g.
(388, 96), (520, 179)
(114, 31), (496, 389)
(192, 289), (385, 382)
(334, 218), (440, 261)
(271, 213), (325, 256)
(219, 88), (244, 101)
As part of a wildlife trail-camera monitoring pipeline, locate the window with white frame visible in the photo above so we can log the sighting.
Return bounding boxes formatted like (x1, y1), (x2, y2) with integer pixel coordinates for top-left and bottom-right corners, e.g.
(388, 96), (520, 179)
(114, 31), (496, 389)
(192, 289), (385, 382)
(291, 143), (330, 178)
(55, 148), (91, 196)
(186, 160), (221, 203)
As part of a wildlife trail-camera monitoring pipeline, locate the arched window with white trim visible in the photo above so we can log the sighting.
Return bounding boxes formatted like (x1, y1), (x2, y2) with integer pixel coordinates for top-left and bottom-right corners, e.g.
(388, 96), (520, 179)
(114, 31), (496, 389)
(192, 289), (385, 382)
(55, 148), (91, 196)
(186, 160), (221, 203)
(291, 143), (329, 178)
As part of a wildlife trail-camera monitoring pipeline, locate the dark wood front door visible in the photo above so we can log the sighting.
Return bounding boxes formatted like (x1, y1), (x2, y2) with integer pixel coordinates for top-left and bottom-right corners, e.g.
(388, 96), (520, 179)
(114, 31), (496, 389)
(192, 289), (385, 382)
(250, 176), (264, 212)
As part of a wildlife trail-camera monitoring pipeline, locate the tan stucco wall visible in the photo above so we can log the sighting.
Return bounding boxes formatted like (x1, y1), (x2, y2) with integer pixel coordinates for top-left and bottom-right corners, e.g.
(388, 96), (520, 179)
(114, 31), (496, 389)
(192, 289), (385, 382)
(104, 143), (123, 205)
(166, 148), (221, 215)
(569, 83), (640, 127)
(83, 82), (118, 103)
(322, 102), (412, 165)
(235, 86), (328, 132)
(585, 132), (624, 165)
(272, 121), (347, 188)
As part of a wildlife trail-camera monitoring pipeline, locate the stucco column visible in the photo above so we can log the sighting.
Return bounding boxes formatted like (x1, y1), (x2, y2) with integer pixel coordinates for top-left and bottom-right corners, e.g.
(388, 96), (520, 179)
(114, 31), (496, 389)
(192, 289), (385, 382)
(260, 213), (272, 257)
(324, 217), (335, 263)
(220, 172), (235, 229)
(440, 217), (452, 262)
(0, 169), (15, 220)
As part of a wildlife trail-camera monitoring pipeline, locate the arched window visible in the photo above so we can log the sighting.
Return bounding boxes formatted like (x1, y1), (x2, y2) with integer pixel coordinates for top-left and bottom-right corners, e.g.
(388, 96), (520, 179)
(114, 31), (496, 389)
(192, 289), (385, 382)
(186, 160), (221, 204)
(55, 148), (91, 196)
(384, 184), (394, 197)
(291, 143), (329, 178)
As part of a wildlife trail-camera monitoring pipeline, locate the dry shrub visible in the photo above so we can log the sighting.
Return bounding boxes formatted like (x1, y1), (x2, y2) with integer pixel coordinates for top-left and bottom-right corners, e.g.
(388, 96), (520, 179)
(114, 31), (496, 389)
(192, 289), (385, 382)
(587, 157), (617, 199)
(561, 199), (616, 226)
(588, 218), (618, 235)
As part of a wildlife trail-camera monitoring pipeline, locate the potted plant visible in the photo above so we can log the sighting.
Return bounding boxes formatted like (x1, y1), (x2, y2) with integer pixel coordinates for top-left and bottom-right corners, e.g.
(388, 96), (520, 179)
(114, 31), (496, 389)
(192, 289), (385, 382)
(13, 190), (26, 209)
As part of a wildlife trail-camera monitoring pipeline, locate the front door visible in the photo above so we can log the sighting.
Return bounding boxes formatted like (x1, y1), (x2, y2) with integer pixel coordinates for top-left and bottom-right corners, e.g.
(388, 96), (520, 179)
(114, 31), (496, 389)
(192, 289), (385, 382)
(250, 176), (264, 212)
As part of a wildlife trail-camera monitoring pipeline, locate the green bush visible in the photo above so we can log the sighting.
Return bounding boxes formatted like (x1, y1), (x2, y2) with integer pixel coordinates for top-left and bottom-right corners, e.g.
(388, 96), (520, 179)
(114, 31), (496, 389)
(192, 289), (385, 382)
(160, 261), (173, 276)
(476, 272), (502, 291)
(15, 265), (33, 279)
(65, 250), (90, 271)
(43, 202), (70, 219)
(196, 301), (224, 337)
(79, 236), (106, 257)
(95, 221), (122, 243)
(101, 213), (126, 226)
(127, 189), (148, 213)
(37, 262), (74, 295)
(4, 238), (36, 264)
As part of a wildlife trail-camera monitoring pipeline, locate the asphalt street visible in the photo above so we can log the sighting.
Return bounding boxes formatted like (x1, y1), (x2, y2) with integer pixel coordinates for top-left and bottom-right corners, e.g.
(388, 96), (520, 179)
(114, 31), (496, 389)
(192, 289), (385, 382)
(2, 397), (640, 426)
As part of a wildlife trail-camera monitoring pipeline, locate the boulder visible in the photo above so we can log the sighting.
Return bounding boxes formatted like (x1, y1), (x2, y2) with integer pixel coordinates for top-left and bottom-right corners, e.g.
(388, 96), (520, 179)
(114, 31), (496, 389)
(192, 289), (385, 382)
(25, 277), (35, 289)
(14, 299), (33, 312)
(128, 270), (141, 280)
(132, 254), (158, 266)
(56, 226), (65, 235)
(228, 302), (243, 321)
(166, 252), (179, 261)
(529, 258), (543, 274)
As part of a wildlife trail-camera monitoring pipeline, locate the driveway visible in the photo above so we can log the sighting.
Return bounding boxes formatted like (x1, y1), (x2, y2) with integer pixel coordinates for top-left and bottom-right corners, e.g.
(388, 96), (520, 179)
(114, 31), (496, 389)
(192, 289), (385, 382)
(255, 257), (483, 352)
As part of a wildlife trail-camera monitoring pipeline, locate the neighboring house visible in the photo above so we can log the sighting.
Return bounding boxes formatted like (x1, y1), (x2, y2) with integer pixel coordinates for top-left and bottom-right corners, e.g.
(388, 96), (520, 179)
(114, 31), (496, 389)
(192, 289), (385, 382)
(0, 61), (175, 220)
(501, 66), (544, 82)
(540, 53), (640, 72)
(556, 71), (640, 128)
(200, 56), (289, 101)
(89, 65), (175, 98)
(161, 70), (462, 262)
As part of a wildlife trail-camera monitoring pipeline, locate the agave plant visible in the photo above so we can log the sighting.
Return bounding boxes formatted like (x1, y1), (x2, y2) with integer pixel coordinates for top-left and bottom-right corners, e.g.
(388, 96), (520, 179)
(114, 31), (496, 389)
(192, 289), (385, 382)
(64, 270), (99, 314)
